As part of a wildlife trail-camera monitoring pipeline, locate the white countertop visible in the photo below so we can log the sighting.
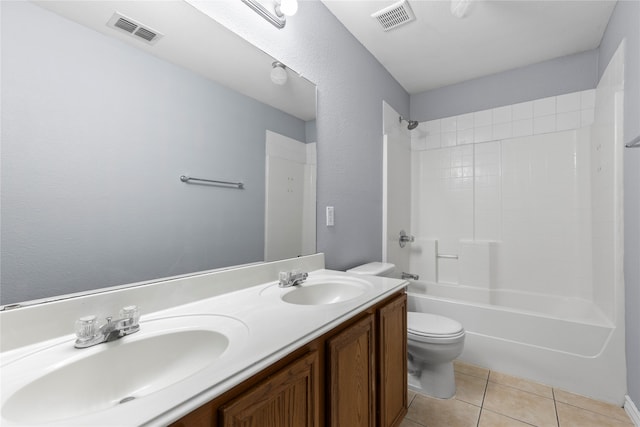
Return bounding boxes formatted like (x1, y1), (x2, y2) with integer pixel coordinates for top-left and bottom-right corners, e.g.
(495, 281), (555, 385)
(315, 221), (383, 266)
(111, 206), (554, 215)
(0, 267), (406, 427)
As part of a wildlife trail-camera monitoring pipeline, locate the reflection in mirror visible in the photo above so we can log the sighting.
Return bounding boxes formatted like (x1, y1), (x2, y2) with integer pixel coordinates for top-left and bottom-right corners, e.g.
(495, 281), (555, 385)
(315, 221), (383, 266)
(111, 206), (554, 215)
(0, 1), (317, 306)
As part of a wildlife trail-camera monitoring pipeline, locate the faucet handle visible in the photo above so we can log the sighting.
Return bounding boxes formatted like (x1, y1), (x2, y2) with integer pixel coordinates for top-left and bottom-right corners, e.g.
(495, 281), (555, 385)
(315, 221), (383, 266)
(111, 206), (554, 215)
(75, 315), (97, 342)
(279, 271), (292, 281)
(119, 305), (140, 327)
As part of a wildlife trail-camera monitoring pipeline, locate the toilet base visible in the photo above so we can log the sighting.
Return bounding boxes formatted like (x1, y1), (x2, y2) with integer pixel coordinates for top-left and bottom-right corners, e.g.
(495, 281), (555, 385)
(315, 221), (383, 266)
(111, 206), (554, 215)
(407, 361), (456, 399)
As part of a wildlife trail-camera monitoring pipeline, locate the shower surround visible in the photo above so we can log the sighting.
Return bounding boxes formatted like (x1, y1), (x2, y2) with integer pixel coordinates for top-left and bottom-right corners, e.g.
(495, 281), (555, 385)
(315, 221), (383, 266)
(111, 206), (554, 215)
(403, 42), (626, 404)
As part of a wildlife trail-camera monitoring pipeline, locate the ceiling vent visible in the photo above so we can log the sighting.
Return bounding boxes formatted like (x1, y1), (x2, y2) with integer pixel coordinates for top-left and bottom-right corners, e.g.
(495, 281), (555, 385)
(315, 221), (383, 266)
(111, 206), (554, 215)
(371, 0), (416, 32)
(107, 12), (163, 45)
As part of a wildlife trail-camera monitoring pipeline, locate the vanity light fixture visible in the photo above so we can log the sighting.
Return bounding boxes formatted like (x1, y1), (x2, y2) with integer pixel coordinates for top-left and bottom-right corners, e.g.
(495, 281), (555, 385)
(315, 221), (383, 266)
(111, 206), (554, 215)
(242, 0), (298, 29)
(270, 61), (288, 85)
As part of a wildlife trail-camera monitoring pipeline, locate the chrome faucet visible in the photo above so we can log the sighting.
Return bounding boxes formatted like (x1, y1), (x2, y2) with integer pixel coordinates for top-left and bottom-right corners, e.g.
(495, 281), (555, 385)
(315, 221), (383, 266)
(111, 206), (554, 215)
(279, 270), (308, 288)
(399, 230), (415, 248)
(74, 305), (140, 349)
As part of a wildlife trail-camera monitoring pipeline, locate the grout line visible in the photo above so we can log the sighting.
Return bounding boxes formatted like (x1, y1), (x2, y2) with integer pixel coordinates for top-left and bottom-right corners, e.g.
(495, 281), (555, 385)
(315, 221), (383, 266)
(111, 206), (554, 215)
(554, 388), (632, 424)
(481, 408), (539, 427)
(475, 370), (491, 427)
(486, 379), (554, 400)
(557, 400), (633, 424)
(553, 388), (561, 427)
(480, 370), (489, 408)
(404, 393), (428, 427)
(407, 391), (416, 407)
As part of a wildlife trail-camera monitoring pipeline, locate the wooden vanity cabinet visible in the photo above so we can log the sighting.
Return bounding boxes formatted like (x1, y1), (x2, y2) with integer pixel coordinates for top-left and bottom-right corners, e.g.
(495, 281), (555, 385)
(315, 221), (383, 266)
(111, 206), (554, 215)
(169, 291), (407, 427)
(327, 313), (376, 427)
(376, 292), (408, 427)
(219, 351), (320, 427)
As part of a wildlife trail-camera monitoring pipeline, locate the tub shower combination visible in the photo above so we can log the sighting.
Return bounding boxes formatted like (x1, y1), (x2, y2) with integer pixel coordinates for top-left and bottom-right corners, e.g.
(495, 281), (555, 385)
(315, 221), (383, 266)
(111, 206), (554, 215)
(407, 281), (621, 403)
(396, 43), (627, 404)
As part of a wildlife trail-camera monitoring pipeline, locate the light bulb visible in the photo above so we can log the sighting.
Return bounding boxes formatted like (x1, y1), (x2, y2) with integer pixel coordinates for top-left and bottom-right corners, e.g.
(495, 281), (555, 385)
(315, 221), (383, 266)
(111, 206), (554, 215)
(279, 0), (298, 16)
(270, 62), (288, 85)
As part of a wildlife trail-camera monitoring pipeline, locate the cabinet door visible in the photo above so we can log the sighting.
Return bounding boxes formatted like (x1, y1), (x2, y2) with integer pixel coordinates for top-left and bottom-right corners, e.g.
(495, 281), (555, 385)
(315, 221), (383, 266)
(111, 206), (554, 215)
(327, 313), (375, 427)
(378, 293), (408, 427)
(169, 404), (214, 427)
(219, 351), (319, 427)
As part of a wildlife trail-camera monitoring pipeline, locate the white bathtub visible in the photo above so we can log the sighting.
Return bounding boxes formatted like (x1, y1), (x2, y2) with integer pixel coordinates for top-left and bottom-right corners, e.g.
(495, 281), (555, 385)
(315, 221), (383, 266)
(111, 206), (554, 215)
(407, 281), (627, 405)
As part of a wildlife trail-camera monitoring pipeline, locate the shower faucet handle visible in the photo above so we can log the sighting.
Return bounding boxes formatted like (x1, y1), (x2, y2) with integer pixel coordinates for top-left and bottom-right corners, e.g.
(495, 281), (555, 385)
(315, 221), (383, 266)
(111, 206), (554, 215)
(399, 230), (415, 248)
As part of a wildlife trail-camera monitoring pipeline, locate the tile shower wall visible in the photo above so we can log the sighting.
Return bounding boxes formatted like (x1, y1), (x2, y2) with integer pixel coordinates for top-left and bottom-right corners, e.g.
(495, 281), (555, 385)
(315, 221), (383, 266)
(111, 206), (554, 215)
(412, 89), (596, 151)
(410, 90), (595, 300)
(412, 145), (474, 284)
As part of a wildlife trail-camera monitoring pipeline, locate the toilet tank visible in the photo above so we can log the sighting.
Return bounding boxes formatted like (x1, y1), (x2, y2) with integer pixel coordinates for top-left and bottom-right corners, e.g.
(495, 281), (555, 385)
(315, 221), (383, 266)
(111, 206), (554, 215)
(346, 262), (395, 277)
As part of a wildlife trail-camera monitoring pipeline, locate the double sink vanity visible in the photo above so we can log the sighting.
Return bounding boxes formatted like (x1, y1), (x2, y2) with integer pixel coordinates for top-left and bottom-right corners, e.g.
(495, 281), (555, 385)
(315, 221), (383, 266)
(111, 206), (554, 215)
(0, 254), (408, 426)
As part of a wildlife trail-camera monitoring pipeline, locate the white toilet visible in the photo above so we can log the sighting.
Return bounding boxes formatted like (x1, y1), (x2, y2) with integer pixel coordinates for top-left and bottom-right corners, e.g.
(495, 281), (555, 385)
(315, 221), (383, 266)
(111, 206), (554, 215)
(346, 261), (396, 277)
(347, 262), (465, 399)
(407, 312), (465, 399)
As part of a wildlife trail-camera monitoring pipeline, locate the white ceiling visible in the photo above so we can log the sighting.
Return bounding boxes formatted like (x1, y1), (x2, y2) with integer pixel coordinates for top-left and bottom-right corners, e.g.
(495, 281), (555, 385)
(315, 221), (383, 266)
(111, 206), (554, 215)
(322, 0), (616, 94)
(32, 1), (316, 121)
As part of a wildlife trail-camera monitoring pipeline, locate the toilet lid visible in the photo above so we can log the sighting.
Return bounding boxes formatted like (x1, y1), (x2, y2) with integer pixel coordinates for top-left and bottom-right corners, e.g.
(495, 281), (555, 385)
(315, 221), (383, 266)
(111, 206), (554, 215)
(407, 312), (464, 337)
(346, 262), (395, 276)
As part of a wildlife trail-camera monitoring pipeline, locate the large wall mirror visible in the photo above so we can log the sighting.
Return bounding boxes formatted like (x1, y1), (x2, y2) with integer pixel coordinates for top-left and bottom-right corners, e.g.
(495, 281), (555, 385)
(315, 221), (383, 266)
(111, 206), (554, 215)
(0, 1), (317, 306)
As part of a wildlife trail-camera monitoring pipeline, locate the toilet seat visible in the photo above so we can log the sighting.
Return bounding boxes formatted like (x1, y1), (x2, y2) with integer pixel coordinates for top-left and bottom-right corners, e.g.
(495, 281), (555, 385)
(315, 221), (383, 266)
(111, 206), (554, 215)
(407, 312), (465, 343)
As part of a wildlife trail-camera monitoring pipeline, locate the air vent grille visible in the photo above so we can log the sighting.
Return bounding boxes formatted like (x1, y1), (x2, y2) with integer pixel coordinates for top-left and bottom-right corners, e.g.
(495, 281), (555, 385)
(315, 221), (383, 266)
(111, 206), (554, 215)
(114, 17), (137, 34)
(134, 27), (157, 42)
(371, 0), (416, 32)
(107, 12), (163, 45)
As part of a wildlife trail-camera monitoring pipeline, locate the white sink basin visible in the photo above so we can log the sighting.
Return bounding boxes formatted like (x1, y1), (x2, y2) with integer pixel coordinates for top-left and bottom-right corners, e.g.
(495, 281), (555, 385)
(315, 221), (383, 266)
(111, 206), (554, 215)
(1, 315), (248, 425)
(262, 276), (373, 305)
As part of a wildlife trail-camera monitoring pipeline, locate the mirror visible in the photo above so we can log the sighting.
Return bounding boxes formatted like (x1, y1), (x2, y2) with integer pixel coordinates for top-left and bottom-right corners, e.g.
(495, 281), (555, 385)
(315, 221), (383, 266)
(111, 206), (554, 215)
(0, 1), (317, 306)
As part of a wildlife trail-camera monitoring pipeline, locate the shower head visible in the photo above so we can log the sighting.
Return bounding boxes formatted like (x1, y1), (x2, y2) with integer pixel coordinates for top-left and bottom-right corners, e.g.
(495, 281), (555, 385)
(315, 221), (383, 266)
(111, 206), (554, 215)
(399, 116), (419, 130)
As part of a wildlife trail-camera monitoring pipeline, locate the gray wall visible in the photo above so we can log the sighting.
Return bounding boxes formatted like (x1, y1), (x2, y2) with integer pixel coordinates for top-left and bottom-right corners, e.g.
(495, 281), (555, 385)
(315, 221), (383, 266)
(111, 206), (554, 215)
(599, 0), (640, 406)
(202, 0), (410, 271)
(0, 1), (307, 304)
(410, 49), (599, 121)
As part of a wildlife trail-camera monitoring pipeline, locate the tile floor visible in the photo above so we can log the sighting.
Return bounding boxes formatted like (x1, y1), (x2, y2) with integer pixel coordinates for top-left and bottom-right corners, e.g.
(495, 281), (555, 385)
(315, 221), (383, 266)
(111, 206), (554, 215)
(401, 361), (634, 427)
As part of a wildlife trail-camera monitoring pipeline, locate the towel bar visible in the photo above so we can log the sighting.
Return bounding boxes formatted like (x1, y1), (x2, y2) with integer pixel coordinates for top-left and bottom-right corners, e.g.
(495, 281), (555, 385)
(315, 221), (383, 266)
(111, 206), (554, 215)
(179, 175), (244, 189)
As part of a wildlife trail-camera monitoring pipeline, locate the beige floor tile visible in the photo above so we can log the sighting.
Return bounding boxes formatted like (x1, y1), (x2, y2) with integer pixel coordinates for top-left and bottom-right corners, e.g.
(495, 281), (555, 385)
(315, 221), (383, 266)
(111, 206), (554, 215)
(406, 393), (481, 427)
(483, 382), (558, 427)
(554, 389), (630, 422)
(478, 409), (536, 427)
(408, 390), (417, 406)
(557, 402), (634, 427)
(489, 371), (553, 399)
(403, 370), (634, 427)
(455, 371), (488, 406)
(399, 418), (425, 427)
(454, 360), (490, 379)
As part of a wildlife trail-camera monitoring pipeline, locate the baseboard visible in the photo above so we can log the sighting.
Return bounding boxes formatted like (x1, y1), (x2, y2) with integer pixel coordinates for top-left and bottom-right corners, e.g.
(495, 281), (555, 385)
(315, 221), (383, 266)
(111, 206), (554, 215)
(625, 395), (640, 426)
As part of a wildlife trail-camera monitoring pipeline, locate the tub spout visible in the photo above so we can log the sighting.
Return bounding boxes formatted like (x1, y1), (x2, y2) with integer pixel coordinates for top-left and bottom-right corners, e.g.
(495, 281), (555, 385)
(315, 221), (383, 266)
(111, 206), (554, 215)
(402, 272), (419, 280)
